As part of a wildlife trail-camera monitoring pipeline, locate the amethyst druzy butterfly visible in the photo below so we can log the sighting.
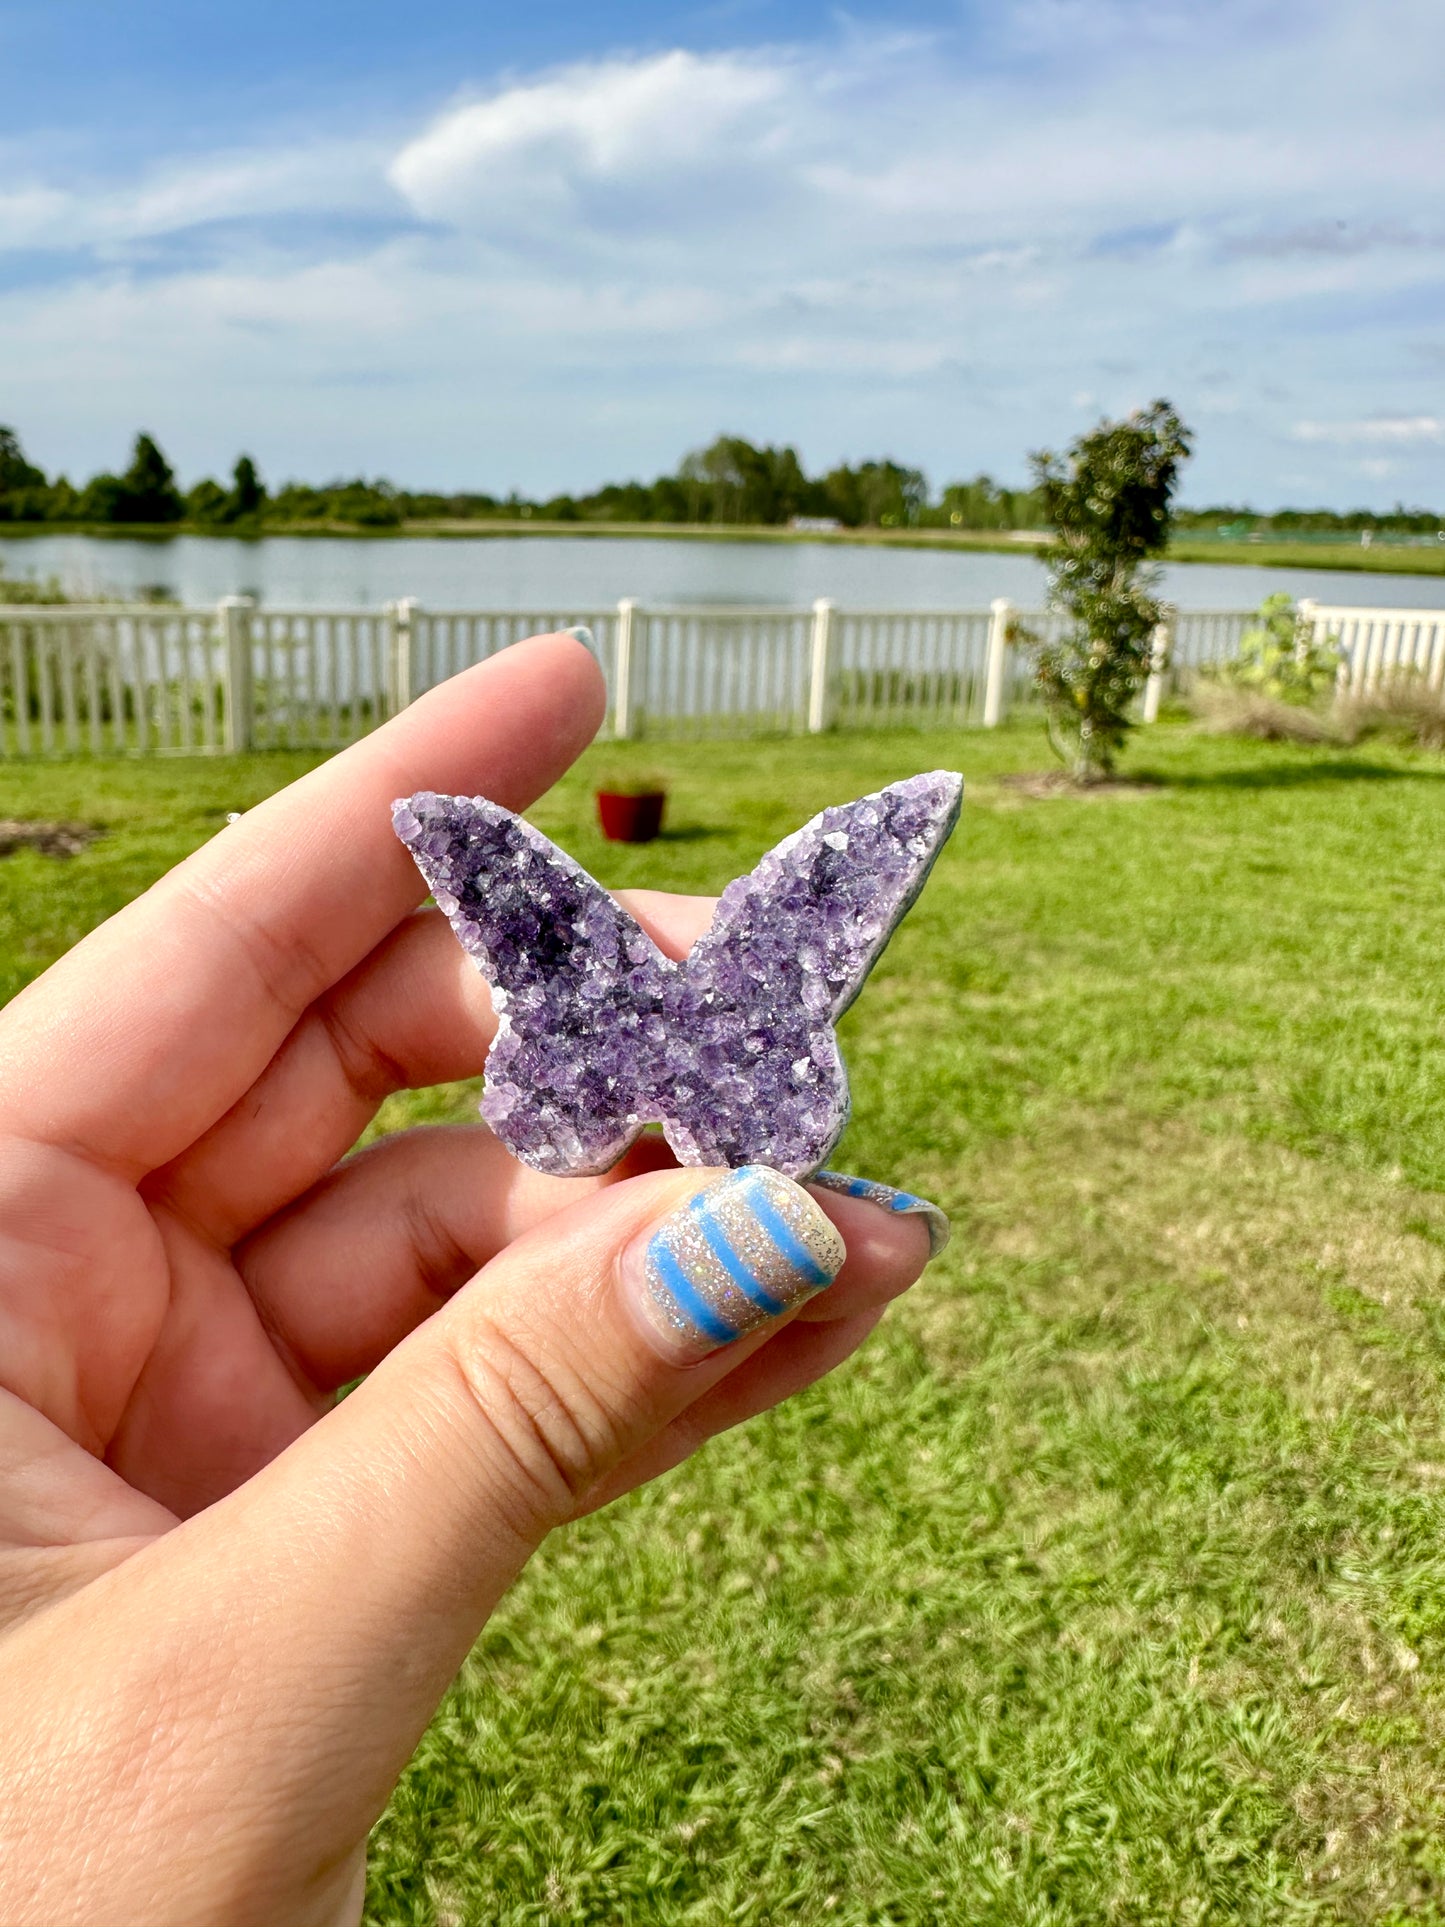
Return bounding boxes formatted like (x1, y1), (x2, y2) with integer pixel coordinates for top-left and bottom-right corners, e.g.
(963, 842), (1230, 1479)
(393, 770), (962, 1179)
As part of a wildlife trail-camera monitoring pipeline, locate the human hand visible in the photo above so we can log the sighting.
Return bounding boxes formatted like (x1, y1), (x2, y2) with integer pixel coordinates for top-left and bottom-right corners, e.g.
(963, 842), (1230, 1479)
(0, 633), (937, 1926)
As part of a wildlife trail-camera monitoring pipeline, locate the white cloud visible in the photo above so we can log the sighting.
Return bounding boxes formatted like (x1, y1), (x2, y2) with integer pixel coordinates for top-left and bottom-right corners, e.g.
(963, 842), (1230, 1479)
(0, 142), (394, 255)
(117, 144), (394, 239)
(390, 50), (790, 227)
(1293, 417), (1445, 446)
(0, 186), (73, 249)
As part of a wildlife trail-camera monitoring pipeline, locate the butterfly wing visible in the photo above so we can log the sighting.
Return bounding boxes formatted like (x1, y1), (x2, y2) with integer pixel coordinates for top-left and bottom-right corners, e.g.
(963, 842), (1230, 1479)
(393, 791), (675, 1176)
(662, 771), (963, 1176)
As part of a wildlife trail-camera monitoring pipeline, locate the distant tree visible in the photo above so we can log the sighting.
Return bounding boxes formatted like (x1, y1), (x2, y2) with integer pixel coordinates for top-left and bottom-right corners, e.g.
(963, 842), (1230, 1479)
(325, 479), (402, 528)
(44, 476), (80, 522)
(0, 426), (48, 521)
(936, 474), (1043, 532)
(762, 443), (814, 523)
(229, 454), (265, 521)
(186, 479), (231, 525)
(1025, 400), (1192, 781)
(77, 472), (129, 523)
(676, 436), (817, 525)
(586, 480), (657, 523)
(0, 426), (44, 493)
(821, 459), (926, 528)
(647, 475), (691, 523)
(113, 434), (183, 523)
(680, 437), (753, 522)
(268, 482), (329, 522)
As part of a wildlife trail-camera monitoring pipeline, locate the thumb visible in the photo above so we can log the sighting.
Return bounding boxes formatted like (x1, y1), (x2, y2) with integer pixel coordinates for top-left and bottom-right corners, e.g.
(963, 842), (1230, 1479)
(241, 1161), (846, 1806)
(5, 1166), (844, 1925)
(392, 1160), (848, 1535)
(335, 1159), (846, 1557)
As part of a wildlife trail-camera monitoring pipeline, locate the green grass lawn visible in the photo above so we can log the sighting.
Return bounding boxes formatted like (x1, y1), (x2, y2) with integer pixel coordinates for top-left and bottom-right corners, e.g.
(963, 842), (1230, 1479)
(4, 721), (1445, 1923)
(1166, 539), (1445, 581)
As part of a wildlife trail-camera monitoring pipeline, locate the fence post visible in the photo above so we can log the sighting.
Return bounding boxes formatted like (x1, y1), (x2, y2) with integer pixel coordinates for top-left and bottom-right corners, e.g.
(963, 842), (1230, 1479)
(613, 598), (638, 739)
(983, 598), (1013, 727)
(219, 595), (255, 753)
(388, 598), (417, 714)
(807, 598), (835, 733)
(1142, 615), (1172, 724)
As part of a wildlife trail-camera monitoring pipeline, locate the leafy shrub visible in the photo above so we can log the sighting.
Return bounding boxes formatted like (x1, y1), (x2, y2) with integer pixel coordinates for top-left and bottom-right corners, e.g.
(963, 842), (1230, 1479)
(1217, 593), (1341, 703)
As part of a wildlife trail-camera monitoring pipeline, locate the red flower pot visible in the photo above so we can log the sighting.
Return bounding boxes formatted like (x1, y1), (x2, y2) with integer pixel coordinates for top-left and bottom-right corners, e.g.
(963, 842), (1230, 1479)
(596, 790), (667, 843)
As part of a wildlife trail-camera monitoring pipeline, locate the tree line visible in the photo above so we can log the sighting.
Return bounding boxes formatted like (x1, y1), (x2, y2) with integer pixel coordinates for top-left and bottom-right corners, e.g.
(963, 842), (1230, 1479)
(0, 426), (1042, 532)
(0, 425), (1436, 536)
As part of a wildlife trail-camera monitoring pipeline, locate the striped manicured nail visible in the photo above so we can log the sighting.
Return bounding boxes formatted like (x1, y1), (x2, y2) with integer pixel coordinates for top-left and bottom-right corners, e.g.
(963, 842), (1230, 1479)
(564, 624), (596, 654)
(628, 1166), (845, 1360)
(809, 1171), (951, 1258)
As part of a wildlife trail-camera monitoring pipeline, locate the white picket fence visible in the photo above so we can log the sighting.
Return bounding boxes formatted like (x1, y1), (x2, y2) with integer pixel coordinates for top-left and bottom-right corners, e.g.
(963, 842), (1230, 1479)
(0, 595), (1439, 757)
(1300, 599), (1445, 694)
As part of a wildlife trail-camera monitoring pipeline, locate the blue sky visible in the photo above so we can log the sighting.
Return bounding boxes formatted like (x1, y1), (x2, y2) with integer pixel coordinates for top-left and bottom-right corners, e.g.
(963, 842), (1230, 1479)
(1, 0), (1441, 508)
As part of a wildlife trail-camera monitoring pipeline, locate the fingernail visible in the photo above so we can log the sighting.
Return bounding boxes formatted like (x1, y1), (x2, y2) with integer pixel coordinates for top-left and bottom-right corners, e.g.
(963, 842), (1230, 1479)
(624, 1166), (846, 1361)
(564, 624), (597, 655)
(809, 1171), (951, 1258)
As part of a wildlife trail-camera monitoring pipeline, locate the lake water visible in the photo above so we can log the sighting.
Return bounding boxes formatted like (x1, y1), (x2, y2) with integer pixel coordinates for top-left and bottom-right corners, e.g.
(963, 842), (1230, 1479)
(0, 530), (1440, 613)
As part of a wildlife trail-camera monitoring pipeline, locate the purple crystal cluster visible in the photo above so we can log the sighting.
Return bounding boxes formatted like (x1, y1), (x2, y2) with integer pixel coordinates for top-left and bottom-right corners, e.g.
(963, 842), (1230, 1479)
(393, 770), (962, 1179)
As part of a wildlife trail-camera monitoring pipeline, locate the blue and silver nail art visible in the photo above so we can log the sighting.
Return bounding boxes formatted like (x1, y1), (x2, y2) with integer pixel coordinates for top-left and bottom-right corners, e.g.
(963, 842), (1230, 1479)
(809, 1171), (951, 1257)
(641, 1165), (845, 1352)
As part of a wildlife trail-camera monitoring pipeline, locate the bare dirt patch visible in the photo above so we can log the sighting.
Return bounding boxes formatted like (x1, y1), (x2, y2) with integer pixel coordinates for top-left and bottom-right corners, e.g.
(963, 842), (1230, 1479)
(0, 819), (100, 858)
(994, 771), (1164, 800)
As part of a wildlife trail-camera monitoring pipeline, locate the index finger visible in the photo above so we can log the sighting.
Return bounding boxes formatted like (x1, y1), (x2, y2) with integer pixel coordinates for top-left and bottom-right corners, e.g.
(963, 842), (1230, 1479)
(0, 633), (605, 1177)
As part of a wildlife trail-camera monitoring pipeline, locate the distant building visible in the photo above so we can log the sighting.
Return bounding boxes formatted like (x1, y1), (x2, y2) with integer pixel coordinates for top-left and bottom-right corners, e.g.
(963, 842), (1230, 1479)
(789, 515), (843, 534)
